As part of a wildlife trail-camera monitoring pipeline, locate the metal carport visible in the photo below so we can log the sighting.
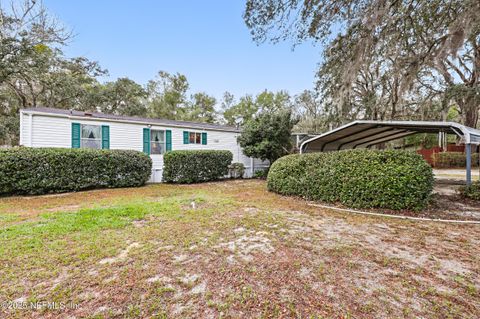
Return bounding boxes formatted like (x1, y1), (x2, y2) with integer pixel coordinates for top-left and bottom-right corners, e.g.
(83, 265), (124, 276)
(300, 120), (480, 185)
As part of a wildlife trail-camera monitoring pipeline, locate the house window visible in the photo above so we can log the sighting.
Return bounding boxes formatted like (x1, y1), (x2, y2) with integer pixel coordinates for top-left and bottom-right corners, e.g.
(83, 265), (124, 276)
(183, 131), (207, 145)
(150, 130), (165, 154)
(189, 132), (202, 144)
(81, 124), (102, 149)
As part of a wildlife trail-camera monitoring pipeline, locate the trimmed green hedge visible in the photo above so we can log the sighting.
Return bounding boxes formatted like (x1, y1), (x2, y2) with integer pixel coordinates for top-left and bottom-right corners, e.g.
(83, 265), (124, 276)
(163, 150), (233, 183)
(267, 150), (434, 210)
(0, 147), (152, 195)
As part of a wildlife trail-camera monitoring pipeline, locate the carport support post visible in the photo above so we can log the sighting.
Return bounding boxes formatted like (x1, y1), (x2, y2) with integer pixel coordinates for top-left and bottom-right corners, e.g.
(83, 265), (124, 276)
(466, 143), (472, 185)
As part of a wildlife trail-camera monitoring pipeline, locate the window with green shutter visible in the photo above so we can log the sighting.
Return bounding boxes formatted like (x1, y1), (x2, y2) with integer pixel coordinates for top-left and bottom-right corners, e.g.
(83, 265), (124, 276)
(71, 123), (81, 148)
(150, 130), (165, 154)
(143, 128), (150, 154)
(74, 123), (108, 149)
(166, 130), (172, 151)
(183, 131), (206, 145)
(145, 128), (171, 154)
(81, 124), (101, 148)
(101, 125), (110, 149)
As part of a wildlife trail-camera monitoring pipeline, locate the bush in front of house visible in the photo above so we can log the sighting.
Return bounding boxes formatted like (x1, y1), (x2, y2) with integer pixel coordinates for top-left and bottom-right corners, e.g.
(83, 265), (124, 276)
(163, 150), (233, 183)
(267, 149), (434, 210)
(228, 162), (245, 179)
(0, 147), (152, 195)
(253, 168), (269, 179)
(433, 151), (479, 168)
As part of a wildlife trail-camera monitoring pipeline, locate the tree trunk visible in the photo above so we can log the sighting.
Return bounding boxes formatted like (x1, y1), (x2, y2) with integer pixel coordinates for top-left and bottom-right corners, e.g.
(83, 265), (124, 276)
(465, 106), (478, 128)
(463, 99), (479, 128)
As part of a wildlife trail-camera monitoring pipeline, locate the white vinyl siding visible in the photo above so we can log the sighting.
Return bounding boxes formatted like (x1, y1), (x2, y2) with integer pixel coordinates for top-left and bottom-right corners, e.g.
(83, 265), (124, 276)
(32, 115), (70, 148)
(20, 112), (29, 146)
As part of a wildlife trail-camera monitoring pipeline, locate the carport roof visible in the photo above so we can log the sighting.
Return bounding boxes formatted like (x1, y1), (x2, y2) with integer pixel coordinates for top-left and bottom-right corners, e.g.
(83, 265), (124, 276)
(300, 120), (480, 152)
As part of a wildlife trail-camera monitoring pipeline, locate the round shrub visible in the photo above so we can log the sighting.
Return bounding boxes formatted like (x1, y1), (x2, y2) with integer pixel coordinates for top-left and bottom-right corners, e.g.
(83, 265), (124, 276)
(0, 147), (152, 195)
(267, 150), (434, 210)
(163, 150), (233, 183)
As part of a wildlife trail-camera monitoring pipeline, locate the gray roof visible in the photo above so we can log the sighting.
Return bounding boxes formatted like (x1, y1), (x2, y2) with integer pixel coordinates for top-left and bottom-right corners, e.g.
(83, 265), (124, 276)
(22, 107), (240, 132)
(301, 120), (480, 152)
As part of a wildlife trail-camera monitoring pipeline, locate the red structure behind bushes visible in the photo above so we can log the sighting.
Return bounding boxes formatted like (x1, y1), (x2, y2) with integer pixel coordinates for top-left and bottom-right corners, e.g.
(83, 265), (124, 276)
(416, 144), (478, 167)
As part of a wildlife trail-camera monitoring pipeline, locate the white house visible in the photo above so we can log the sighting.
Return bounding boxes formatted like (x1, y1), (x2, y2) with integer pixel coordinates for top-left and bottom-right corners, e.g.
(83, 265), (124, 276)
(19, 107), (268, 182)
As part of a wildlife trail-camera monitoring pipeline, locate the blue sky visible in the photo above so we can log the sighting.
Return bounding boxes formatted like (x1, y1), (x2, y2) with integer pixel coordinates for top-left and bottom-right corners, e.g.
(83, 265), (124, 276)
(44, 0), (321, 101)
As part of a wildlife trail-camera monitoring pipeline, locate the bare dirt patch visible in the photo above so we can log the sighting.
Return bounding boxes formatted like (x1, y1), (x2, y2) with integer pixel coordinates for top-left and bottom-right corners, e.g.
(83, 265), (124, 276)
(425, 192), (480, 220)
(214, 229), (275, 264)
(99, 242), (141, 264)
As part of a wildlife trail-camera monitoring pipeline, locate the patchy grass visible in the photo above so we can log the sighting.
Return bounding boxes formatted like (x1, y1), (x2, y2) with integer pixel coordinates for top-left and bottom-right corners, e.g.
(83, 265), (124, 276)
(0, 180), (479, 318)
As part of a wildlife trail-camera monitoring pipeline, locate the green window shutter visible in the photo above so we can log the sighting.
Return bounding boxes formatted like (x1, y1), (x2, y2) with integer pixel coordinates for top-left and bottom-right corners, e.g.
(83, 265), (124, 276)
(143, 128), (150, 155)
(71, 122), (80, 148)
(201, 132), (207, 145)
(101, 125), (110, 149)
(166, 130), (172, 151)
(183, 131), (189, 144)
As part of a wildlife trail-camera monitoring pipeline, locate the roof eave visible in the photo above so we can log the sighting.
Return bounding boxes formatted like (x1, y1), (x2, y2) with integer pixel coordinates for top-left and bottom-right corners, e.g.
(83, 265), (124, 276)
(20, 108), (241, 133)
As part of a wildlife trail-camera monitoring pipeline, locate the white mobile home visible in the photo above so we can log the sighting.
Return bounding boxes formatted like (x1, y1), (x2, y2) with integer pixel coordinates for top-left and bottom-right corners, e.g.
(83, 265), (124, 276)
(19, 107), (268, 182)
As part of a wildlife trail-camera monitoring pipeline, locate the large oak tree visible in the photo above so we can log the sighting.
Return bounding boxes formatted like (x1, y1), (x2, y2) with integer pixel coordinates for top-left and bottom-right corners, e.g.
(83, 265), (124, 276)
(244, 0), (480, 127)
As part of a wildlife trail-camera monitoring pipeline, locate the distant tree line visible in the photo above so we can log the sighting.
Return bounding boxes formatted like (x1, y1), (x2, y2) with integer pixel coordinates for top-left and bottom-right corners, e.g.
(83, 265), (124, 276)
(0, 1), (320, 146)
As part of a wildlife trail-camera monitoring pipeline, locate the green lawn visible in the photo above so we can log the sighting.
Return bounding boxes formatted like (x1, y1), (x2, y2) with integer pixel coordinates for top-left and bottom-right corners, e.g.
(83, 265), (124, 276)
(0, 180), (479, 318)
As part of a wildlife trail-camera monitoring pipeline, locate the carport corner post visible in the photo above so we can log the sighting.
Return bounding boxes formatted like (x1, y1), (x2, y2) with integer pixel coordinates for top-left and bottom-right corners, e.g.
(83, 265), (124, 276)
(466, 143), (472, 185)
